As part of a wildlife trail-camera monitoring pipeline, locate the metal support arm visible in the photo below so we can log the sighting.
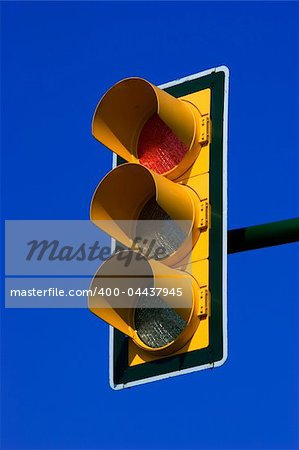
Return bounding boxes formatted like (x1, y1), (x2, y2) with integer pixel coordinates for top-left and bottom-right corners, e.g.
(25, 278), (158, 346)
(228, 218), (299, 254)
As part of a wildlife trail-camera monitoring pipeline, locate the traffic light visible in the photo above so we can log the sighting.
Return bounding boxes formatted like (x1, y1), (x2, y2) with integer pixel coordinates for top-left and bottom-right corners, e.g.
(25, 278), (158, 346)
(89, 66), (229, 389)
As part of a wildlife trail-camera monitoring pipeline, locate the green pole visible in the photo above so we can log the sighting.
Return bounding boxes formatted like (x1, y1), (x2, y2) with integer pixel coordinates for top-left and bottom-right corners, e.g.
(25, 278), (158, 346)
(228, 218), (299, 254)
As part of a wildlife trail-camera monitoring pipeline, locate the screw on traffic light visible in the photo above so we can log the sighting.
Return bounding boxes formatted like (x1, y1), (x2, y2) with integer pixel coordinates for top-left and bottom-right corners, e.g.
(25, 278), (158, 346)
(89, 67), (229, 389)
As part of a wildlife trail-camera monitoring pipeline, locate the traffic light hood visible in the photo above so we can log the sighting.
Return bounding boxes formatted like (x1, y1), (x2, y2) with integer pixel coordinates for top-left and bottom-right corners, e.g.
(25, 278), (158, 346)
(89, 250), (200, 356)
(92, 77), (200, 179)
(90, 163), (200, 264)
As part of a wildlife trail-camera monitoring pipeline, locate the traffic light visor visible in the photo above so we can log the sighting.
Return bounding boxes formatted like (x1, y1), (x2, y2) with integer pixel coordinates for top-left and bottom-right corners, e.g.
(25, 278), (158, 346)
(92, 78), (199, 178)
(90, 163), (200, 263)
(89, 250), (200, 355)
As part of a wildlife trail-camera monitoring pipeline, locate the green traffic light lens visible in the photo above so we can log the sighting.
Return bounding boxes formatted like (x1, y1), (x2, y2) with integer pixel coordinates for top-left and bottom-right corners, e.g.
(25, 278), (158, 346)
(134, 295), (186, 348)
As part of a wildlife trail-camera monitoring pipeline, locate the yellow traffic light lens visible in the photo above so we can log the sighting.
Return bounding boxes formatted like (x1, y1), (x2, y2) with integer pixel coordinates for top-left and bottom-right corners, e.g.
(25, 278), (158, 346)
(136, 196), (186, 258)
(137, 114), (188, 175)
(134, 295), (186, 348)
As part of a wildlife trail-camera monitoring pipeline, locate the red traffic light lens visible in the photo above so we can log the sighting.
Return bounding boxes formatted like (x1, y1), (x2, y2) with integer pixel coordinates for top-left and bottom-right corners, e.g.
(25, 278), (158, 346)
(137, 114), (188, 174)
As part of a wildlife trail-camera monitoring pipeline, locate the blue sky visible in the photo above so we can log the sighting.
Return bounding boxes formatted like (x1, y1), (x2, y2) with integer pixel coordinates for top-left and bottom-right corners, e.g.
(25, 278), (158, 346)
(1, 2), (298, 449)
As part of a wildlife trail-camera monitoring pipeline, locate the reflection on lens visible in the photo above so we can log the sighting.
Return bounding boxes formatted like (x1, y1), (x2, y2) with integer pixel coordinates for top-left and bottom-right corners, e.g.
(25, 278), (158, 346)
(134, 295), (186, 348)
(136, 196), (186, 258)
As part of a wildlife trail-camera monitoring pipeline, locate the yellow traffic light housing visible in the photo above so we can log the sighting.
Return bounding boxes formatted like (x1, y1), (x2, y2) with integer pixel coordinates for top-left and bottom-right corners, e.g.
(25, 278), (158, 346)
(89, 67), (228, 389)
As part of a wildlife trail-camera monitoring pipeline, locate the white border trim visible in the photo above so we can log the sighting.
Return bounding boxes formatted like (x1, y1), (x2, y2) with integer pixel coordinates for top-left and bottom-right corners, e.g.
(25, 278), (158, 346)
(109, 66), (229, 389)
